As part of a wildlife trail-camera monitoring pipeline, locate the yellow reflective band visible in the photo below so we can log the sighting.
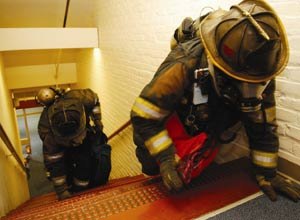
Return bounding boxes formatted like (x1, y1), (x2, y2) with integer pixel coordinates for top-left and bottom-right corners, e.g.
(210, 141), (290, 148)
(132, 97), (169, 120)
(145, 130), (173, 155)
(252, 150), (278, 168)
(52, 175), (67, 186)
(45, 152), (64, 162)
(246, 106), (276, 123)
(73, 177), (89, 187)
(265, 107), (276, 123)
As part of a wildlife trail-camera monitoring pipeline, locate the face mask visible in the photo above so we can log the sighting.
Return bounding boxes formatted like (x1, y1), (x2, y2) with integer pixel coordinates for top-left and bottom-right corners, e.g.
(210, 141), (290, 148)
(207, 57), (269, 112)
(232, 80), (269, 112)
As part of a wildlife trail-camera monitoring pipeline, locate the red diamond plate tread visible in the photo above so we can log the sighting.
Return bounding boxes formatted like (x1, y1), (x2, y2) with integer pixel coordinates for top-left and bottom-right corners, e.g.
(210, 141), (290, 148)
(3, 157), (260, 220)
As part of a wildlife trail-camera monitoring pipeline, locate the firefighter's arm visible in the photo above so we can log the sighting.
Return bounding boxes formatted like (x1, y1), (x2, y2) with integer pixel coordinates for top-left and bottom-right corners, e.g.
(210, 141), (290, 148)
(91, 99), (103, 133)
(81, 89), (104, 133)
(131, 63), (189, 191)
(38, 108), (51, 141)
(244, 79), (300, 202)
(131, 99), (183, 191)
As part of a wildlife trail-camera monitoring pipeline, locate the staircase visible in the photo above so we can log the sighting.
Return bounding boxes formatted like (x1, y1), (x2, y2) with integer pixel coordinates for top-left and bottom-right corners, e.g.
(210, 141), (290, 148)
(2, 158), (260, 220)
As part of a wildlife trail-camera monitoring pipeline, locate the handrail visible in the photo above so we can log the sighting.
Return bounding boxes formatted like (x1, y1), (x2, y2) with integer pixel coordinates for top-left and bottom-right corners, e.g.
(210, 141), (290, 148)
(0, 123), (26, 173)
(108, 120), (131, 140)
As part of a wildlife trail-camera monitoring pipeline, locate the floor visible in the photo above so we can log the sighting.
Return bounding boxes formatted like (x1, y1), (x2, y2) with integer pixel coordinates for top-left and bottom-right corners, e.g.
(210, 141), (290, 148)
(17, 107), (53, 197)
(207, 193), (300, 220)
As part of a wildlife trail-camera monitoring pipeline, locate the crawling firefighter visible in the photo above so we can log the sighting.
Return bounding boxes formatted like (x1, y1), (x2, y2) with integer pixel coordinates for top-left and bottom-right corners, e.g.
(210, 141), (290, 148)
(130, 0), (300, 202)
(37, 88), (111, 200)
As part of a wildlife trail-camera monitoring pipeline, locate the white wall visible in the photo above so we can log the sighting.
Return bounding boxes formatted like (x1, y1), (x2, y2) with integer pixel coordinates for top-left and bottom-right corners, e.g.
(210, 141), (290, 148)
(270, 0), (300, 165)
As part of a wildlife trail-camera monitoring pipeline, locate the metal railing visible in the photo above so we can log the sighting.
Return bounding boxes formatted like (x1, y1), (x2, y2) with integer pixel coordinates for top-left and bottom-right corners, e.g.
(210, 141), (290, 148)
(0, 123), (26, 173)
(108, 120), (131, 140)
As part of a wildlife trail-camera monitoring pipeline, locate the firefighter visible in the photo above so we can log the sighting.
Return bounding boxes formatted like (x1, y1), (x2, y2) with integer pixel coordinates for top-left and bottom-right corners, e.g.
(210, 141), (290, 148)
(130, 0), (300, 202)
(37, 88), (111, 200)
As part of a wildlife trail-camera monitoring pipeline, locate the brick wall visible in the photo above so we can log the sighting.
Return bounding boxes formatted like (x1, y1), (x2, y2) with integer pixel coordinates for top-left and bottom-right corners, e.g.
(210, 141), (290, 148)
(271, 0), (300, 165)
(75, 0), (300, 173)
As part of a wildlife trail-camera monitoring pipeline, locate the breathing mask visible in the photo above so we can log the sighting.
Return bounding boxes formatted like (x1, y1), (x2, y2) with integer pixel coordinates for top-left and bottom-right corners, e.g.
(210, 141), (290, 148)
(208, 57), (269, 112)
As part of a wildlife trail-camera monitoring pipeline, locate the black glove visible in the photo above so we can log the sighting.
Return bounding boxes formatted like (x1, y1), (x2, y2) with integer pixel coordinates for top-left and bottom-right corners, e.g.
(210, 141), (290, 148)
(256, 174), (300, 202)
(156, 148), (183, 191)
(94, 119), (104, 133)
(54, 185), (72, 201)
(160, 159), (184, 191)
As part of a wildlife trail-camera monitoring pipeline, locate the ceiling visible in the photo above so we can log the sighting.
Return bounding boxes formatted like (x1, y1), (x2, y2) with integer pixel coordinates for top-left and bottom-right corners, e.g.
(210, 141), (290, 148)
(0, 0), (97, 67)
(0, 0), (97, 98)
(0, 0), (96, 28)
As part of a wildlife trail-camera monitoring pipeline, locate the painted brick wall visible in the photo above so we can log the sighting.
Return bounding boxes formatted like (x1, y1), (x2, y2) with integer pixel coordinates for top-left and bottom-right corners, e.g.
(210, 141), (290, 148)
(271, 0), (300, 165)
(75, 0), (300, 173)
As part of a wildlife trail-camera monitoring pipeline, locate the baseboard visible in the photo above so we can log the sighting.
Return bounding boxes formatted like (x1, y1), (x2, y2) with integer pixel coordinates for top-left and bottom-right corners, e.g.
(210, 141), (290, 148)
(278, 157), (300, 182)
(215, 150), (300, 182)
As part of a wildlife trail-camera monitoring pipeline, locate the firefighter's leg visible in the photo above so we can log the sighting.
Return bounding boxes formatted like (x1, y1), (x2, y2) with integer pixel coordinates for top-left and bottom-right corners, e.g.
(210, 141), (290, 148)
(43, 136), (71, 200)
(71, 145), (91, 192)
(89, 132), (111, 187)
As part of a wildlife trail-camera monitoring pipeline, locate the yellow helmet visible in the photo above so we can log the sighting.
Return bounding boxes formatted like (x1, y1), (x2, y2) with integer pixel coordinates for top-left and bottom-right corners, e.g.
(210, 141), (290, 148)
(199, 0), (289, 83)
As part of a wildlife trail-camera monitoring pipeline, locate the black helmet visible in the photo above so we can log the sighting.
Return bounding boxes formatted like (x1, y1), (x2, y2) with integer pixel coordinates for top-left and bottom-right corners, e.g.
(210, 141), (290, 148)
(48, 98), (86, 146)
(199, 0), (289, 83)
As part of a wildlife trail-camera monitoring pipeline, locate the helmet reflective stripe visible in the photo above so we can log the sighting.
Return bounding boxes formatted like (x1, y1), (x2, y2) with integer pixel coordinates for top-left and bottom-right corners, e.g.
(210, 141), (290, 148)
(52, 175), (67, 186)
(44, 152), (64, 162)
(145, 130), (173, 155)
(251, 150), (278, 168)
(132, 97), (169, 120)
(73, 177), (89, 187)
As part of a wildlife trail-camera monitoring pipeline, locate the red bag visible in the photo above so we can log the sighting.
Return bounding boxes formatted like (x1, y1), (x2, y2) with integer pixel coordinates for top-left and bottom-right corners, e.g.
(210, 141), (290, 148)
(165, 114), (219, 184)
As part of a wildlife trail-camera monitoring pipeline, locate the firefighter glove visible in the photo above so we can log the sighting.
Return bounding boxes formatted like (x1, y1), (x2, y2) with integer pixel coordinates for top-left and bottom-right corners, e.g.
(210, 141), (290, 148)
(159, 158), (183, 192)
(256, 174), (300, 202)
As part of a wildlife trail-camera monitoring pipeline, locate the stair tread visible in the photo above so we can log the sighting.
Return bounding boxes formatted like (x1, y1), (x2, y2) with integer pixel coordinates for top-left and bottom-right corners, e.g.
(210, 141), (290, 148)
(3, 157), (259, 220)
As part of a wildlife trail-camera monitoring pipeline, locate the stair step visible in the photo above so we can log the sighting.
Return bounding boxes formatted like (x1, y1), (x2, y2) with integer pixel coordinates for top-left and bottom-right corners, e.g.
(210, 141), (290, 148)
(3, 157), (259, 220)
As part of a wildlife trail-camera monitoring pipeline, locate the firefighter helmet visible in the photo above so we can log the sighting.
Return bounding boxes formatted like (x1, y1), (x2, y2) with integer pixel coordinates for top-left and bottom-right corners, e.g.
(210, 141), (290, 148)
(48, 98), (87, 146)
(36, 88), (56, 106)
(199, 0), (289, 83)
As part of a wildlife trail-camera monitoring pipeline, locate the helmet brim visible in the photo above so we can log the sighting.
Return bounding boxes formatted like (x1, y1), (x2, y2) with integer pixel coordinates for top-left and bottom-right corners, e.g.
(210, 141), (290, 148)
(199, 0), (289, 83)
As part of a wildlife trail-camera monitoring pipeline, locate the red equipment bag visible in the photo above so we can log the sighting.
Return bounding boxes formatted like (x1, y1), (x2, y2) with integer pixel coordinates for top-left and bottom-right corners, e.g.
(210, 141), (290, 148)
(165, 113), (219, 184)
